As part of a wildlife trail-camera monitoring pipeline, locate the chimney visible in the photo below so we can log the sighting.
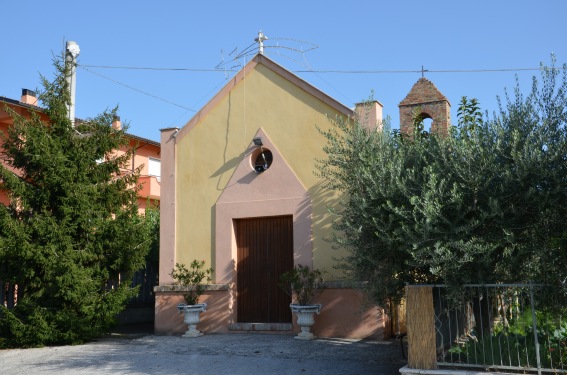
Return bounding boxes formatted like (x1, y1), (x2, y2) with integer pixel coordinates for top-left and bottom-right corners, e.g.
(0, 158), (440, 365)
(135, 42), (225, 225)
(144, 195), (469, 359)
(21, 89), (38, 106)
(354, 100), (383, 131)
(112, 115), (122, 130)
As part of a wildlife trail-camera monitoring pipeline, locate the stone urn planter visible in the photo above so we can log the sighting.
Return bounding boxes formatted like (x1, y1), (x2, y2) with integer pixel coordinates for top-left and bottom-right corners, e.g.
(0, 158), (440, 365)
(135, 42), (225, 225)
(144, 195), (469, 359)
(170, 260), (214, 338)
(177, 303), (207, 337)
(290, 303), (322, 340)
(280, 264), (324, 340)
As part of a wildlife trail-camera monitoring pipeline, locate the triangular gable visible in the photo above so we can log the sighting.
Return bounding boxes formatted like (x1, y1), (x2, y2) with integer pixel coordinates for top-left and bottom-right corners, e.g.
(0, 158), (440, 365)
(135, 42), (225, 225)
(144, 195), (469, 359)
(398, 77), (450, 106)
(214, 128), (313, 283)
(216, 128), (307, 205)
(176, 54), (353, 141)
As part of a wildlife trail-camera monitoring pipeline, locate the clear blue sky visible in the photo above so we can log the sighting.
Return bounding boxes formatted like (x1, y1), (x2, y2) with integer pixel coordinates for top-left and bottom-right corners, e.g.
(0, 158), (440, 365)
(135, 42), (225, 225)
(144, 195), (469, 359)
(2, 1), (566, 142)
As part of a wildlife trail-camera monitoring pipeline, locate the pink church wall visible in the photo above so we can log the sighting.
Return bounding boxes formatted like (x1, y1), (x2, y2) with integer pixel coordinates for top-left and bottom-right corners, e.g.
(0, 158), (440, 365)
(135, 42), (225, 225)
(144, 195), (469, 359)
(155, 287), (386, 339)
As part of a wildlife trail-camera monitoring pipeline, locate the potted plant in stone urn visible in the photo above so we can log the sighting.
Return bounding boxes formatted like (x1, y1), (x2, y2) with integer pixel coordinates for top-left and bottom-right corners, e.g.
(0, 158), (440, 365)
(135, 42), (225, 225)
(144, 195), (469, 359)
(170, 260), (214, 338)
(279, 264), (324, 340)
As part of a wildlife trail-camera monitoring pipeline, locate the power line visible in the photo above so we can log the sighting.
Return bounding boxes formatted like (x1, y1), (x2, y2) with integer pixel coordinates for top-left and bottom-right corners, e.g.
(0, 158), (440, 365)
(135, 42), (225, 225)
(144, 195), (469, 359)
(296, 67), (557, 74)
(165, 75), (233, 128)
(77, 58), (566, 116)
(80, 64), (235, 73)
(79, 66), (197, 112)
(78, 64), (562, 74)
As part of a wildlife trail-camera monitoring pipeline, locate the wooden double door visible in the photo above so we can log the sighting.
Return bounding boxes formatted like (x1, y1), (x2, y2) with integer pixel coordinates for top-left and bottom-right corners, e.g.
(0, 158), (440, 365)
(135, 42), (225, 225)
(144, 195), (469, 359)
(235, 216), (293, 323)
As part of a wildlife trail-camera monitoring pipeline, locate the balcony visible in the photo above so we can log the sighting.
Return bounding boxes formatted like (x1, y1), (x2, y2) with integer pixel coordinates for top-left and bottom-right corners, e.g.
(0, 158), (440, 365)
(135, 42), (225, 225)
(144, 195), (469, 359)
(139, 175), (161, 200)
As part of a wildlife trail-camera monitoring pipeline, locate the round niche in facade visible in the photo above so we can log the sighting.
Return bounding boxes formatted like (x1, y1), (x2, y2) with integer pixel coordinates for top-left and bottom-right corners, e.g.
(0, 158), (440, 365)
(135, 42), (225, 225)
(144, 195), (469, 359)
(251, 147), (273, 173)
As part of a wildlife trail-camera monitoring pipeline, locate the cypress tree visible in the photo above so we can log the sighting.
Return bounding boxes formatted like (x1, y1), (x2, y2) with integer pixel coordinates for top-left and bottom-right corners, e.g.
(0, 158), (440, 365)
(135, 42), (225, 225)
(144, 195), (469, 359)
(0, 55), (150, 347)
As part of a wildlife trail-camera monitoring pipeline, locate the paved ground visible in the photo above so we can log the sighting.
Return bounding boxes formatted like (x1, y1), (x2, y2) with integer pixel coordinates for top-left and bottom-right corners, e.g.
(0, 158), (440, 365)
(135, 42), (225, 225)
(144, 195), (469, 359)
(0, 331), (407, 374)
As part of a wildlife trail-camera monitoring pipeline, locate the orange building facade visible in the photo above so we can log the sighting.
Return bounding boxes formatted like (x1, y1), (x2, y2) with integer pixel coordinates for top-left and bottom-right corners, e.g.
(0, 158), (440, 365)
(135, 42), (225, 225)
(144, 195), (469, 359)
(0, 89), (160, 212)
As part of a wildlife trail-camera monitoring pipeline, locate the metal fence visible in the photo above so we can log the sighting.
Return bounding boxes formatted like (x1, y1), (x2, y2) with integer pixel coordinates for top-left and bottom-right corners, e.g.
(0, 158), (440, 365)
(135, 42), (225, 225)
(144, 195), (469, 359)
(127, 260), (158, 307)
(433, 284), (567, 374)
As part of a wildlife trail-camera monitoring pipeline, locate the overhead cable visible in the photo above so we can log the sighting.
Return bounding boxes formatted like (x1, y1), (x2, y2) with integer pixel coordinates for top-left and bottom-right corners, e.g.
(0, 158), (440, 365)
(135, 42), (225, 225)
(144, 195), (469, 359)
(79, 64), (562, 74)
(79, 66), (197, 112)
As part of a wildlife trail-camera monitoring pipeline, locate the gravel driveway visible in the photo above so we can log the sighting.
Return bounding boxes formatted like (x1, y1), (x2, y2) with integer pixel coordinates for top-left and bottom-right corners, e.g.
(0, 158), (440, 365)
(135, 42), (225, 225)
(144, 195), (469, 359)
(0, 332), (407, 374)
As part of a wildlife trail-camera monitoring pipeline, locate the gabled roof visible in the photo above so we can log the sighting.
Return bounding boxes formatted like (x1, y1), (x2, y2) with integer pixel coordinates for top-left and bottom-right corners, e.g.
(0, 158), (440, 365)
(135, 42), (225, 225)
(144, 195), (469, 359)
(398, 77), (450, 106)
(125, 133), (160, 147)
(0, 96), (159, 147)
(177, 54), (353, 139)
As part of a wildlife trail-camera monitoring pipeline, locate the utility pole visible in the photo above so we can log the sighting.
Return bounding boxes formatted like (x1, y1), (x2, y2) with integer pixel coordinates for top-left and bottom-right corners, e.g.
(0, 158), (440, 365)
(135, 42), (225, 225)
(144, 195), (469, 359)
(65, 41), (80, 126)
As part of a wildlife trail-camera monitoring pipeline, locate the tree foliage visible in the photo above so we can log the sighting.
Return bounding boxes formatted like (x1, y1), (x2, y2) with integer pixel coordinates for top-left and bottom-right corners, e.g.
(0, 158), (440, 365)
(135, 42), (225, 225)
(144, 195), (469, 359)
(170, 260), (213, 305)
(0, 55), (151, 347)
(317, 56), (567, 310)
(279, 265), (324, 306)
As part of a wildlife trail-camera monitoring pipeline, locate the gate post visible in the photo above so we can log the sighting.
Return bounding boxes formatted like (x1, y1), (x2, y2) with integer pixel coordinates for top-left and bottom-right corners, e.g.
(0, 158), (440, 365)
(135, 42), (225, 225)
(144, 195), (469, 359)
(406, 285), (437, 369)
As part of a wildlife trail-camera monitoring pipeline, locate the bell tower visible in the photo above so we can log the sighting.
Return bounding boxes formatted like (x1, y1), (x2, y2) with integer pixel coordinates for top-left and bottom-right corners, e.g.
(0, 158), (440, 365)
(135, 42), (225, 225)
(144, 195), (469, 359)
(398, 78), (451, 135)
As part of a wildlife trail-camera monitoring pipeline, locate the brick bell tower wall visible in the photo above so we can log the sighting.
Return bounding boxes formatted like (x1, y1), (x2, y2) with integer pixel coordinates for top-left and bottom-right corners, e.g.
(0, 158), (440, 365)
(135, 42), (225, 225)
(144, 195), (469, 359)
(398, 78), (451, 135)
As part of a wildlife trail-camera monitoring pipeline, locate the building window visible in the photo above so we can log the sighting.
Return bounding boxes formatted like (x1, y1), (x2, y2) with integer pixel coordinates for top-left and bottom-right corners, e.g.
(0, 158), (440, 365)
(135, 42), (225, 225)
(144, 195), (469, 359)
(149, 157), (161, 181)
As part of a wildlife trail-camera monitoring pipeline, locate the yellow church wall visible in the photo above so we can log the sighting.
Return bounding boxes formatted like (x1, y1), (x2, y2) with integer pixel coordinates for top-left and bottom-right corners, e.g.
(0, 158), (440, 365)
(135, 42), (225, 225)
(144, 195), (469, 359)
(174, 62), (349, 279)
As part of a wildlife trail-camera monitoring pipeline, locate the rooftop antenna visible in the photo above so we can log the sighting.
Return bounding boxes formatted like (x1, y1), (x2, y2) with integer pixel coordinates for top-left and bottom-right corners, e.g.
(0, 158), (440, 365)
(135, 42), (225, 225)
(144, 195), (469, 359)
(255, 31), (268, 55)
(214, 33), (318, 71)
(65, 41), (80, 126)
